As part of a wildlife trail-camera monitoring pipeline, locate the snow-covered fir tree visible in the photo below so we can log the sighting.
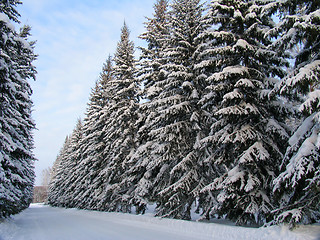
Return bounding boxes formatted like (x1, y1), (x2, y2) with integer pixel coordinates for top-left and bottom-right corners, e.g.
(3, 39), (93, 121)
(129, 0), (208, 220)
(48, 136), (70, 206)
(199, 0), (290, 225)
(272, 0), (320, 227)
(70, 56), (115, 210)
(58, 119), (83, 208)
(0, 0), (37, 218)
(48, 120), (83, 207)
(138, 0), (169, 102)
(155, 0), (211, 220)
(122, 0), (170, 215)
(97, 23), (139, 212)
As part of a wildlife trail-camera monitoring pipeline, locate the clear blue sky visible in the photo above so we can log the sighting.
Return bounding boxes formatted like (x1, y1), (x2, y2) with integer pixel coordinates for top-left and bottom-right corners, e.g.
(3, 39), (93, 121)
(17, 0), (155, 185)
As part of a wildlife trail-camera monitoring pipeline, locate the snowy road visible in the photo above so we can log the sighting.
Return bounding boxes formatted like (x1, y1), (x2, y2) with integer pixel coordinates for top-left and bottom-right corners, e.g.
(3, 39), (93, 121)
(1, 204), (320, 240)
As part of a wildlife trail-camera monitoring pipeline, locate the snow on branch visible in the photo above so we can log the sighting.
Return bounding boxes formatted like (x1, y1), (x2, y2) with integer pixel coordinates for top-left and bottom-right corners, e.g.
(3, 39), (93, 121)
(233, 39), (254, 52)
(280, 60), (320, 94)
(222, 89), (243, 102)
(224, 125), (259, 144)
(239, 141), (270, 165)
(299, 90), (320, 114)
(215, 102), (260, 116)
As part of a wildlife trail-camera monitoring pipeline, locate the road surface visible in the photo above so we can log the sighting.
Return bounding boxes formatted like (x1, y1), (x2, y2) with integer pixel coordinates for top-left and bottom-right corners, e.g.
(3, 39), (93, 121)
(0, 204), (211, 240)
(0, 204), (319, 240)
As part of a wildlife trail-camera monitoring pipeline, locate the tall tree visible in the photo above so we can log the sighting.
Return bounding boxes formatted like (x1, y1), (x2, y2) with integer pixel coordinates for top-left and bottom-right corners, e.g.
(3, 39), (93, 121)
(58, 119), (83, 208)
(99, 23), (139, 212)
(138, 0), (170, 102)
(154, 0), (210, 220)
(48, 136), (70, 206)
(48, 119), (83, 207)
(129, 0), (208, 220)
(123, 0), (170, 215)
(272, 0), (320, 227)
(199, 0), (290, 225)
(70, 56), (115, 210)
(0, 0), (37, 218)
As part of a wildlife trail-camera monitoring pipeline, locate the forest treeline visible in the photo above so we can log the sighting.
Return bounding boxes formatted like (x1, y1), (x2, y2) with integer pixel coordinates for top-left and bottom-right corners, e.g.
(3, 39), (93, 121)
(48, 0), (320, 227)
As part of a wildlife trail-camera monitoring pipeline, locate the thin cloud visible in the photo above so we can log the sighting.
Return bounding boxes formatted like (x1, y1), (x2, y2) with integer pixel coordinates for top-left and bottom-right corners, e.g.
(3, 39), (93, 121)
(19, 0), (154, 185)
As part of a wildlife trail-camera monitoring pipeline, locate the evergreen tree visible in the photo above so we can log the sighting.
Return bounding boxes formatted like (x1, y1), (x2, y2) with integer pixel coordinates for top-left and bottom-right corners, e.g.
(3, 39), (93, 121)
(272, 0), (320, 227)
(129, 0), (208, 220)
(48, 136), (70, 206)
(0, 0), (37, 218)
(155, 0), (210, 220)
(48, 120), (83, 207)
(58, 119), (83, 208)
(123, 0), (170, 215)
(138, 0), (170, 102)
(70, 56), (114, 210)
(98, 23), (139, 212)
(199, 0), (290, 225)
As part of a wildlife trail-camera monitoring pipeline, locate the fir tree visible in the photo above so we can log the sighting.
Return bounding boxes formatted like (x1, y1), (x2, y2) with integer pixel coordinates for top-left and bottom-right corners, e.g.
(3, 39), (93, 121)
(138, 0), (170, 102)
(272, 0), (320, 227)
(123, 0), (170, 215)
(58, 119), (83, 208)
(0, 0), (37, 218)
(199, 0), (290, 225)
(48, 120), (82, 207)
(48, 136), (71, 206)
(70, 56), (115, 210)
(155, 0), (210, 220)
(99, 23), (139, 212)
(129, 0), (208, 220)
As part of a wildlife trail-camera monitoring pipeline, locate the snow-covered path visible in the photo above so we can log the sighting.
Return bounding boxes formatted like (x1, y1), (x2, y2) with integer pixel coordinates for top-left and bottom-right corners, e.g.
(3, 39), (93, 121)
(0, 204), (320, 240)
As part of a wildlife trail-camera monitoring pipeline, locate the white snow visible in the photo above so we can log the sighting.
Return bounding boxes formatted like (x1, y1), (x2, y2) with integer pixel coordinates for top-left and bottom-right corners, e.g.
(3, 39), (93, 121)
(300, 90), (320, 114)
(288, 114), (315, 146)
(233, 39), (254, 51)
(284, 60), (320, 92)
(1, 204), (319, 240)
(0, 13), (15, 31)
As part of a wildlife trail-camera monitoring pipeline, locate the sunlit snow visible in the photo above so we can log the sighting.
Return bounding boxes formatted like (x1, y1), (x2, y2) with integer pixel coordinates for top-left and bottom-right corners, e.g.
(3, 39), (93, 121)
(1, 204), (319, 240)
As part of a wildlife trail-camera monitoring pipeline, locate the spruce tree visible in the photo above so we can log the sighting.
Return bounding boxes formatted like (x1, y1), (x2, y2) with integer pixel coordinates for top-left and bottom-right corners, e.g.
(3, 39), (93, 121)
(123, 0), (170, 215)
(272, 0), (320, 226)
(58, 119), (83, 208)
(70, 56), (114, 210)
(0, 0), (37, 218)
(129, 0), (208, 220)
(48, 120), (82, 207)
(138, 0), (169, 102)
(48, 136), (71, 206)
(199, 0), (290, 225)
(155, 0), (210, 220)
(99, 23), (139, 212)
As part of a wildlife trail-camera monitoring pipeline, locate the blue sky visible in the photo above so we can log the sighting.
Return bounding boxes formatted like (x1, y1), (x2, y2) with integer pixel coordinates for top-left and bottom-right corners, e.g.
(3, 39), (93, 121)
(17, 0), (155, 185)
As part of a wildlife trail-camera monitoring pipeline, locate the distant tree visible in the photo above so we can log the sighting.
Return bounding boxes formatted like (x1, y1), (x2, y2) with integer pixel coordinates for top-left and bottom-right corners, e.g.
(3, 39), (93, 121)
(48, 119), (83, 208)
(70, 56), (115, 210)
(32, 186), (48, 203)
(199, 0), (290, 225)
(59, 119), (83, 208)
(41, 167), (52, 186)
(48, 135), (69, 202)
(272, 0), (320, 227)
(0, 0), (37, 218)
